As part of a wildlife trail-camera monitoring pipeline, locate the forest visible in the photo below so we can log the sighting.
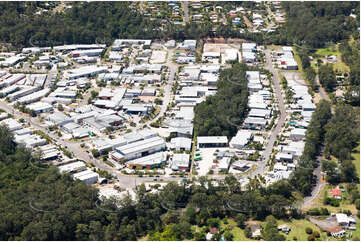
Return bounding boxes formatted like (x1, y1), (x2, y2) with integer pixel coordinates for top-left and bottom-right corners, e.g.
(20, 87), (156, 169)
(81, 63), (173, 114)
(193, 63), (255, 138)
(278, 1), (359, 48)
(0, 124), (305, 241)
(339, 39), (360, 106)
(289, 100), (332, 196)
(0, 2), (358, 49)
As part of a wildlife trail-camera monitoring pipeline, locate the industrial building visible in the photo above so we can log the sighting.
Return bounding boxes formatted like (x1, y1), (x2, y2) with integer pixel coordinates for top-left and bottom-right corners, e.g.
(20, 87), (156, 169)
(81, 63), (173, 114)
(125, 152), (167, 169)
(229, 131), (254, 149)
(171, 153), (190, 171)
(197, 136), (228, 149)
(114, 136), (166, 161)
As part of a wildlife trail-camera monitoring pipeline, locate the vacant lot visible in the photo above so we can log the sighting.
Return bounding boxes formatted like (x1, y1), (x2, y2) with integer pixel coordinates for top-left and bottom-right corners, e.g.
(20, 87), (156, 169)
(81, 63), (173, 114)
(203, 43), (240, 53)
(150, 50), (167, 64)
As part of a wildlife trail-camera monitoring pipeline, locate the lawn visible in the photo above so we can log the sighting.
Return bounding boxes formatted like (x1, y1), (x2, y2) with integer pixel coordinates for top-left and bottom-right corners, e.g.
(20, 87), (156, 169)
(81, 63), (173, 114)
(292, 46), (304, 72)
(351, 145), (360, 177)
(306, 184), (358, 214)
(315, 45), (340, 57)
(266, 45), (282, 51)
(260, 218), (328, 241)
(222, 219), (254, 241)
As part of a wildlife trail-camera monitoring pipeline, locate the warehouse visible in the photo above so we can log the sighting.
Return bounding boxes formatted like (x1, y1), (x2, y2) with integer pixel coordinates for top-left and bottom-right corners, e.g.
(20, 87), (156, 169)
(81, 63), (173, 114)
(170, 137), (192, 151)
(49, 87), (77, 99)
(0, 73), (26, 88)
(0, 56), (26, 67)
(179, 40), (197, 49)
(0, 118), (22, 131)
(0, 85), (19, 97)
(171, 153), (190, 171)
(141, 88), (156, 96)
(248, 109), (272, 119)
(275, 152), (293, 162)
(53, 44), (106, 52)
(72, 169), (99, 185)
(115, 136), (166, 161)
(58, 161), (87, 174)
(244, 117), (268, 129)
(242, 43), (257, 52)
(71, 49), (104, 57)
(47, 112), (74, 126)
(290, 128), (306, 141)
(14, 128), (32, 136)
(218, 157), (231, 172)
(229, 131), (254, 149)
(123, 104), (150, 115)
(14, 134), (47, 148)
(168, 119), (193, 137)
(125, 152), (167, 170)
(66, 65), (108, 80)
(38, 144), (60, 160)
(26, 102), (53, 113)
(242, 51), (256, 63)
(112, 39), (152, 50)
(17, 88), (51, 105)
(197, 136), (228, 149)
(8, 86), (41, 102)
(281, 141), (305, 158)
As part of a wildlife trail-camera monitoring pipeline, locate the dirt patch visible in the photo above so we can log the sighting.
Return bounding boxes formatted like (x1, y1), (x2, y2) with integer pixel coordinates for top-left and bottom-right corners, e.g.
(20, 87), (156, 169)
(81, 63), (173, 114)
(243, 15), (253, 28)
(307, 216), (338, 230)
(203, 37), (246, 44)
(203, 43), (240, 53)
(313, 93), (322, 104)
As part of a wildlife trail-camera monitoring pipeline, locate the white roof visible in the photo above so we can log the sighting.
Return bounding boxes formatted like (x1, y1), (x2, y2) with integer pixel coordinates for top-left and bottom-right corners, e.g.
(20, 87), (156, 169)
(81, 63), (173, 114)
(230, 130), (253, 147)
(291, 128), (306, 136)
(242, 43), (257, 50)
(116, 136), (165, 156)
(126, 152), (166, 166)
(246, 71), (260, 81)
(58, 161), (86, 173)
(170, 137), (192, 150)
(172, 153), (190, 167)
(197, 136), (228, 144)
(26, 102), (53, 111)
(335, 213), (349, 224)
(276, 152), (293, 160)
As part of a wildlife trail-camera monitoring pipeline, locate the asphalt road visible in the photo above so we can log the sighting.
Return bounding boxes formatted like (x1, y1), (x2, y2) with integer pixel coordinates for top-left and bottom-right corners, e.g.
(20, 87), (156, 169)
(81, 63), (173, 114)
(183, 1), (189, 23)
(302, 152), (324, 208)
(248, 49), (287, 178)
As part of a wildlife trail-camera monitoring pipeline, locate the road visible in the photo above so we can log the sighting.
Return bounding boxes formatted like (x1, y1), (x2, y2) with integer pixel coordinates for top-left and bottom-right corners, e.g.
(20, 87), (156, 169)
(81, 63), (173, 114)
(0, 98), (185, 188)
(316, 74), (331, 102)
(144, 49), (178, 125)
(182, 1), (189, 24)
(248, 49), (287, 178)
(302, 152), (325, 208)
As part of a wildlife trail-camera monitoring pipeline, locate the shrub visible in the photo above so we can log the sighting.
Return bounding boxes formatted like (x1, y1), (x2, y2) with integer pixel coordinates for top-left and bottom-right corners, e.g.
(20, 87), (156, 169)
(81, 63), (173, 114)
(313, 231), (320, 238)
(307, 234), (315, 241)
(305, 227), (313, 234)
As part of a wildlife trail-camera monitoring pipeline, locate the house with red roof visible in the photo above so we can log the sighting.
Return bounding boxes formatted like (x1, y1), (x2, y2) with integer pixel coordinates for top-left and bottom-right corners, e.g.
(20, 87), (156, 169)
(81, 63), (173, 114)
(331, 188), (342, 200)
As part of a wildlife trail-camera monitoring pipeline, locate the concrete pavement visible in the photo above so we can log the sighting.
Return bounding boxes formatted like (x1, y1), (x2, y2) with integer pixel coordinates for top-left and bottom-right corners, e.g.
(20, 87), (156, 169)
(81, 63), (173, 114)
(182, 1), (189, 24)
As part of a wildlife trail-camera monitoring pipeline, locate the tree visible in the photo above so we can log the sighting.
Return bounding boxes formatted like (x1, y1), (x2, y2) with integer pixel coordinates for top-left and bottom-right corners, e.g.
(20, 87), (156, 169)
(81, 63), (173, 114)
(319, 64), (337, 92)
(244, 226), (252, 238)
(154, 98), (163, 105)
(340, 160), (358, 182)
(235, 214), (247, 229)
(262, 215), (285, 241)
(223, 231), (233, 241)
